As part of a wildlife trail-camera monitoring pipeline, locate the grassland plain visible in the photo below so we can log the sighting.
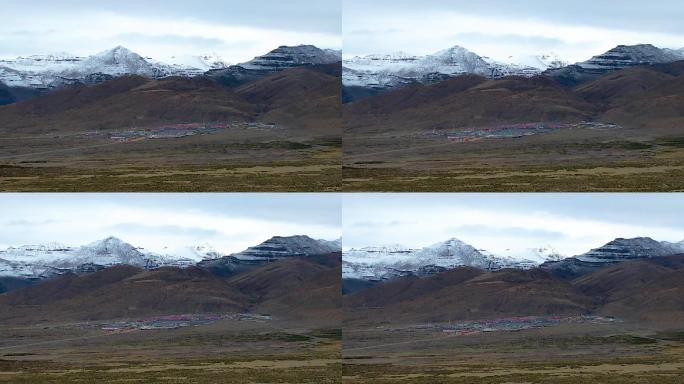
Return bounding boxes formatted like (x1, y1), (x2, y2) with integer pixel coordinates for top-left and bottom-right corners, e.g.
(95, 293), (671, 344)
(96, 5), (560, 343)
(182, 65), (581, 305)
(342, 323), (684, 384)
(0, 319), (342, 383)
(0, 134), (341, 191)
(0, 63), (342, 192)
(342, 130), (684, 191)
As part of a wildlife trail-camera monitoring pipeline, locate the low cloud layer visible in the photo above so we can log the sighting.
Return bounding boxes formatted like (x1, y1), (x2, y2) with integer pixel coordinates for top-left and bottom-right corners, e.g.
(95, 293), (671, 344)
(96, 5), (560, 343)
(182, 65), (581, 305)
(0, 194), (341, 254)
(343, 194), (684, 256)
(0, 0), (341, 63)
(344, 0), (684, 62)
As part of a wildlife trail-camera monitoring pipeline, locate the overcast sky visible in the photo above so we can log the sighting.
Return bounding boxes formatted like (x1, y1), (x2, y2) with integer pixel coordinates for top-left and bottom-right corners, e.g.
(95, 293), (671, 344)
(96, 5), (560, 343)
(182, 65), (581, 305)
(343, 194), (684, 257)
(0, 193), (341, 255)
(0, 0), (341, 63)
(344, 0), (684, 63)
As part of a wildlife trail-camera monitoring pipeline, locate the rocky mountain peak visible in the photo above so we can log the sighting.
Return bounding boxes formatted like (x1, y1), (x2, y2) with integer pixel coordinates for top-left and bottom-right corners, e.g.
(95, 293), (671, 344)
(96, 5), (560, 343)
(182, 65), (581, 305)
(579, 44), (683, 70)
(232, 235), (339, 259)
(240, 44), (341, 70)
(576, 236), (680, 263)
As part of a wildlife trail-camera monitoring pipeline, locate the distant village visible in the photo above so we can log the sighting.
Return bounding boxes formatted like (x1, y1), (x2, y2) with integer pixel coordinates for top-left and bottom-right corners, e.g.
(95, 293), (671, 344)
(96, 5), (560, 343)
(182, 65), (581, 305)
(101, 313), (273, 332)
(443, 121), (620, 143)
(107, 121), (279, 142)
(382, 315), (618, 337)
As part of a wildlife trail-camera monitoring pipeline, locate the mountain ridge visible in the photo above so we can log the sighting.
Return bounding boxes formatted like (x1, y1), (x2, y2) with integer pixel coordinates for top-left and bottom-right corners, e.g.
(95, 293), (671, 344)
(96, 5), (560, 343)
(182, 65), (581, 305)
(0, 44), (341, 102)
(343, 43), (684, 101)
(344, 236), (684, 288)
(0, 235), (342, 284)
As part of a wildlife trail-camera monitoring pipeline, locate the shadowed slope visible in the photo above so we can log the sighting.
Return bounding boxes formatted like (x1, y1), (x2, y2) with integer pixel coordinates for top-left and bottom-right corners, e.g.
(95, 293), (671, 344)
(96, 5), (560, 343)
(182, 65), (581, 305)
(344, 75), (596, 134)
(0, 265), (248, 323)
(0, 76), (256, 134)
(345, 267), (591, 325)
(0, 254), (342, 325)
(572, 255), (684, 323)
(236, 65), (341, 131)
(228, 253), (341, 322)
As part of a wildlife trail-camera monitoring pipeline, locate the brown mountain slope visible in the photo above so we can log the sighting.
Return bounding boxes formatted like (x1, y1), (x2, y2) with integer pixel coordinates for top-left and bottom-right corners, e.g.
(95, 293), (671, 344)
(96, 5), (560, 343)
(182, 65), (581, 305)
(236, 66), (341, 131)
(0, 266), (249, 324)
(0, 254), (342, 325)
(344, 268), (591, 326)
(344, 75), (597, 134)
(574, 67), (675, 107)
(345, 75), (487, 115)
(599, 74), (684, 129)
(0, 76), (257, 134)
(346, 255), (684, 327)
(572, 255), (684, 323)
(344, 267), (483, 308)
(0, 64), (342, 135)
(228, 253), (341, 323)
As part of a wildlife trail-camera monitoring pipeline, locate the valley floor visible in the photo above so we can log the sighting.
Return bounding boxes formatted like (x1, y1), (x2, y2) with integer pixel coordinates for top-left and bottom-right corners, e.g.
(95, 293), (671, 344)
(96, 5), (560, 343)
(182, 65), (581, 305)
(0, 317), (341, 383)
(342, 321), (684, 383)
(343, 125), (684, 191)
(0, 127), (341, 191)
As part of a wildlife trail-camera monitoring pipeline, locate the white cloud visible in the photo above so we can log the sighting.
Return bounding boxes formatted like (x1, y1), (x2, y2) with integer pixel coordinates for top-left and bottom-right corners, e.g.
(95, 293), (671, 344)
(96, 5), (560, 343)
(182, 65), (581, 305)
(0, 197), (341, 254)
(344, 10), (684, 63)
(343, 195), (684, 256)
(0, 10), (341, 62)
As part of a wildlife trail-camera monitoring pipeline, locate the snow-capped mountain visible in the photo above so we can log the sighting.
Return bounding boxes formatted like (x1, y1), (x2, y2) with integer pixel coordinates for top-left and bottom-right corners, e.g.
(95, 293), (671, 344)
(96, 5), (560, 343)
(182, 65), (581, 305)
(0, 46), (204, 90)
(0, 44), (341, 92)
(498, 53), (568, 71)
(196, 235), (341, 277)
(207, 45), (341, 86)
(318, 237), (342, 251)
(229, 235), (341, 260)
(0, 235), (342, 281)
(576, 237), (682, 263)
(240, 45), (341, 71)
(166, 53), (231, 71)
(161, 244), (223, 262)
(545, 44), (684, 85)
(541, 237), (684, 278)
(343, 236), (684, 282)
(60, 46), (166, 79)
(0, 236), (220, 279)
(487, 246), (565, 265)
(578, 44), (684, 71)
(342, 245), (422, 280)
(342, 238), (552, 281)
(342, 45), (560, 90)
(417, 238), (499, 270)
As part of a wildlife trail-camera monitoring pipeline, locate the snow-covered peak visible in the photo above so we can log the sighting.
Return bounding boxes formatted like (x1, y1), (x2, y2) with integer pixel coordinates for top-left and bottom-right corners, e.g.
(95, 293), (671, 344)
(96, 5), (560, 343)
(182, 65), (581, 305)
(92, 46), (138, 62)
(0, 236), (226, 279)
(500, 52), (568, 70)
(491, 246), (565, 264)
(342, 238), (524, 281)
(344, 245), (419, 264)
(81, 236), (140, 255)
(164, 53), (231, 71)
(318, 238), (342, 252)
(416, 238), (495, 269)
(414, 46), (491, 77)
(431, 45), (480, 61)
(0, 52), (85, 73)
(65, 46), (163, 78)
(349, 51), (420, 61)
(159, 243), (223, 263)
(342, 45), (553, 90)
(0, 46), (213, 89)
